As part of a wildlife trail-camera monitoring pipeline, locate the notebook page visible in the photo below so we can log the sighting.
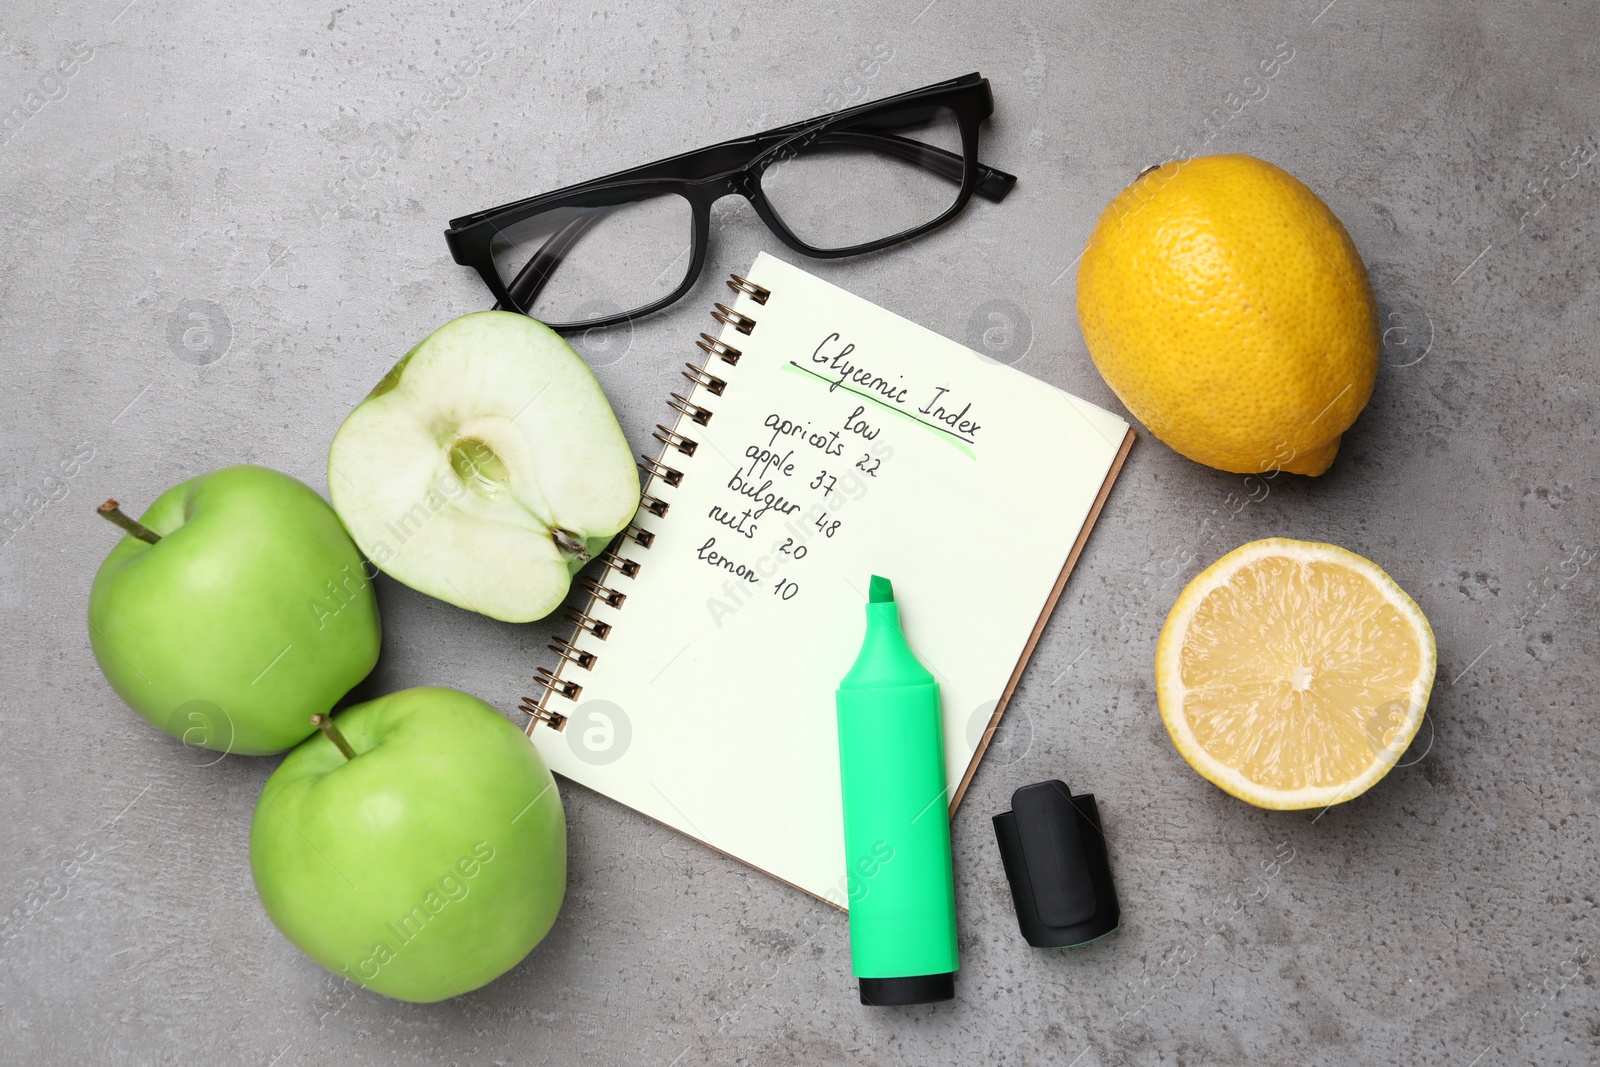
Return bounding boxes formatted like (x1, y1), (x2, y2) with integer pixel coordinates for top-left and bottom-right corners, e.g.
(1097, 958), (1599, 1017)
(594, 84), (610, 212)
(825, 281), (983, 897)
(529, 251), (1130, 904)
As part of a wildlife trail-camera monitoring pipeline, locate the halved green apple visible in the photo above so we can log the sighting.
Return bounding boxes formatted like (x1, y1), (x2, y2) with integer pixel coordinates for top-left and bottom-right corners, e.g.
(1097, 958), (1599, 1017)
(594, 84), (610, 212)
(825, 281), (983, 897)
(328, 312), (639, 623)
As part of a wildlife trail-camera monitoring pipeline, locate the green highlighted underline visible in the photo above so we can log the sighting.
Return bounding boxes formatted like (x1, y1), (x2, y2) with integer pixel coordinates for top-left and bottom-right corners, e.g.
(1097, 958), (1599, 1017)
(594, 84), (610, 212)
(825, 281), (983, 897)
(781, 361), (977, 460)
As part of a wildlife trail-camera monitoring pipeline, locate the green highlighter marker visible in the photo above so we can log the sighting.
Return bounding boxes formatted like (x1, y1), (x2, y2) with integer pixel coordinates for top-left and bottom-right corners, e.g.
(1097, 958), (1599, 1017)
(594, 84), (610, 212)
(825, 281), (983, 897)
(835, 575), (959, 1006)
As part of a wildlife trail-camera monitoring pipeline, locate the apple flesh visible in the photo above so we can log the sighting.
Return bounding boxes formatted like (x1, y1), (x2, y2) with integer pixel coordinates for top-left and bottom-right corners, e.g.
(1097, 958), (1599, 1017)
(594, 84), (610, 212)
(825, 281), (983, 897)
(249, 687), (566, 1003)
(88, 465), (381, 755)
(327, 311), (640, 623)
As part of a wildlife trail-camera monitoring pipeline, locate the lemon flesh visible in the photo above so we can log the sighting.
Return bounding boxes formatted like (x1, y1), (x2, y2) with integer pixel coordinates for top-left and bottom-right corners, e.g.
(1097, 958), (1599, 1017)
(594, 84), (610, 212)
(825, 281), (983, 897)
(1077, 154), (1378, 476)
(1156, 538), (1436, 809)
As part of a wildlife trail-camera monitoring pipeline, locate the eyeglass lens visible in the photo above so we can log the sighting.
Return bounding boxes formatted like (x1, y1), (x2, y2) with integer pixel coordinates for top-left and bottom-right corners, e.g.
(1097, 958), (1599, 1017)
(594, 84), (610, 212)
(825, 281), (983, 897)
(760, 104), (964, 251)
(490, 193), (696, 323)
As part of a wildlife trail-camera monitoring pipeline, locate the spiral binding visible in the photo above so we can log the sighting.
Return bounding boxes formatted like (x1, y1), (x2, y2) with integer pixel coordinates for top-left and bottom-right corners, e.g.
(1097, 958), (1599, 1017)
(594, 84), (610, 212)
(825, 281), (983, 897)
(533, 666), (581, 701)
(638, 455), (684, 487)
(564, 604), (612, 639)
(653, 424), (698, 457)
(711, 303), (757, 335)
(576, 575), (627, 609)
(518, 696), (568, 731)
(696, 333), (742, 366)
(682, 363), (726, 395)
(726, 274), (772, 304)
(521, 273), (765, 732)
(599, 548), (642, 577)
(668, 392), (713, 426)
(548, 637), (596, 669)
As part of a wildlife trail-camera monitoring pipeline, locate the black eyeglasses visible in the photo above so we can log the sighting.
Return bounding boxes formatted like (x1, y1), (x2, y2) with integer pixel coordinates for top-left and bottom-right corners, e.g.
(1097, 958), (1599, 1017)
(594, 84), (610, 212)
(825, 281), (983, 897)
(444, 72), (1016, 332)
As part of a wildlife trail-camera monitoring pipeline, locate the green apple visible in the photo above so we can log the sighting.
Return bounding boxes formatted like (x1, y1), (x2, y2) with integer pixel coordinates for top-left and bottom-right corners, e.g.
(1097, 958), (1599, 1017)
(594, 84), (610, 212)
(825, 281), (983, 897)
(88, 465), (381, 756)
(327, 311), (640, 623)
(249, 687), (566, 1003)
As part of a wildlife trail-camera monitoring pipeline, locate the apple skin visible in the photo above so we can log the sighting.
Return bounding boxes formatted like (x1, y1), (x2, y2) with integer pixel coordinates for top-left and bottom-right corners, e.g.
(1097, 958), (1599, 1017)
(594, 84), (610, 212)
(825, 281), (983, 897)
(88, 465), (381, 755)
(249, 687), (566, 1003)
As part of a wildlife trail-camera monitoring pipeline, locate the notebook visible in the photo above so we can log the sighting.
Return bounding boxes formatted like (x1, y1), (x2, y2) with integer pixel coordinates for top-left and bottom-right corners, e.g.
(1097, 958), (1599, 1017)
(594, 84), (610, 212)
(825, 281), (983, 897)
(522, 252), (1133, 906)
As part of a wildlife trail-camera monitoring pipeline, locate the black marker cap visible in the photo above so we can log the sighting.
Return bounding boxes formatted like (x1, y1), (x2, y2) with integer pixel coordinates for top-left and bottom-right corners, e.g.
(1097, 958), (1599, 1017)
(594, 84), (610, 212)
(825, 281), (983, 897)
(858, 972), (955, 1006)
(992, 780), (1120, 948)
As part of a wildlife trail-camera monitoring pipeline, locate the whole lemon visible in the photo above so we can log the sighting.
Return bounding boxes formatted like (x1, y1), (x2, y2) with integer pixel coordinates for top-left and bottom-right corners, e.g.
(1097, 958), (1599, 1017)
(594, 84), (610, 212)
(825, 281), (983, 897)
(1076, 154), (1378, 476)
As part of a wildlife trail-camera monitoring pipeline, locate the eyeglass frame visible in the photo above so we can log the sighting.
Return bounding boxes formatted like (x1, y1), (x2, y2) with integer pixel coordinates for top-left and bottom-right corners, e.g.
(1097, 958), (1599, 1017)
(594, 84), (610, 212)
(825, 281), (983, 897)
(443, 72), (1017, 332)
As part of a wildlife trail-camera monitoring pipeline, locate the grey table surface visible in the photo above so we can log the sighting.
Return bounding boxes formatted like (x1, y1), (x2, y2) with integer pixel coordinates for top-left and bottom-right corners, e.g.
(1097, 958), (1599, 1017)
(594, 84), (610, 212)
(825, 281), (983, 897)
(2, 0), (1597, 1064)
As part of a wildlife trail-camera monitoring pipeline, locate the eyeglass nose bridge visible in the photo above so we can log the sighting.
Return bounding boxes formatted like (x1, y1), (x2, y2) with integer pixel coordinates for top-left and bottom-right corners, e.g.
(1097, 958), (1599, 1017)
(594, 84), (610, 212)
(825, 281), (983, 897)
(682, 168), (761, 207)
(677, 170), (775, 256)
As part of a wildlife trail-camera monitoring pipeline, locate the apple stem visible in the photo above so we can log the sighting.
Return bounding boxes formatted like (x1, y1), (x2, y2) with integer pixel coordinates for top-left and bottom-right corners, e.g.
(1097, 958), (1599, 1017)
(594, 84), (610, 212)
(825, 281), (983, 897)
(309, 714), (357, 761)
(552, 526), (590, 563)
(97, 499), (161, 544)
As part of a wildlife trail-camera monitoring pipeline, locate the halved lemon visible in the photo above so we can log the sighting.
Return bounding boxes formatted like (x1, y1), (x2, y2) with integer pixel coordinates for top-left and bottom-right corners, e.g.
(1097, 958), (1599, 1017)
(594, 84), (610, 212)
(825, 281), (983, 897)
(1156, 538), (1436, 809)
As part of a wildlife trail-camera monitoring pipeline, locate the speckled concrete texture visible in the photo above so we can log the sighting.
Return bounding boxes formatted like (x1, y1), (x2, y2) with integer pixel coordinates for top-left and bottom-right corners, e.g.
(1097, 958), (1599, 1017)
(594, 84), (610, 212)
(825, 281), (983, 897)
(2, 1), (1597, 1064)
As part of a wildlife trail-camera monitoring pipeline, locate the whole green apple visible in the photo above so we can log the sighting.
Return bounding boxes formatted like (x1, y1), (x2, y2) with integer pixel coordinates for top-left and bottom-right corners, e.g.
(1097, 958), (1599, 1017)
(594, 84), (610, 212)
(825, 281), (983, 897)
(249, 687), (566, 1003)
(88, 464), (381, 755)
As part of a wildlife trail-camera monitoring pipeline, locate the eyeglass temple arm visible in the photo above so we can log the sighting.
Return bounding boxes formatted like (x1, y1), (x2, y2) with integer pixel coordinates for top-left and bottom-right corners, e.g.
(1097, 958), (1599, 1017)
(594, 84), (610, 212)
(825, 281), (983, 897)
(495, 212), (604, 313)
(806, 129), (1016, 201)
